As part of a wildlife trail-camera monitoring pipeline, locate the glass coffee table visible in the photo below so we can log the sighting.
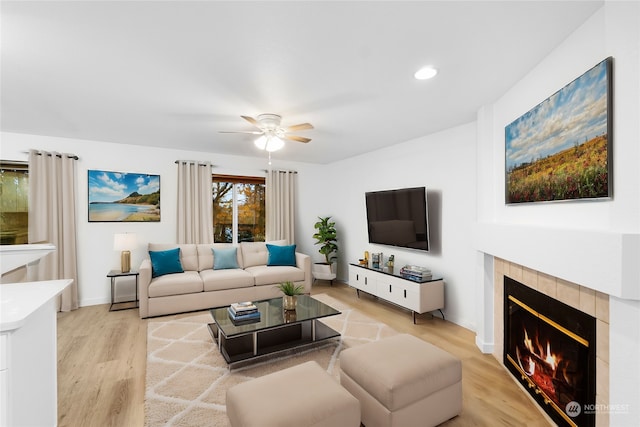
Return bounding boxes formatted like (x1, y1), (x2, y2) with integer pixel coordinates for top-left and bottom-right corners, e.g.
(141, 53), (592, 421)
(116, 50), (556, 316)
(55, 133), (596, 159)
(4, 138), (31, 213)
(207, 295), (341, 365)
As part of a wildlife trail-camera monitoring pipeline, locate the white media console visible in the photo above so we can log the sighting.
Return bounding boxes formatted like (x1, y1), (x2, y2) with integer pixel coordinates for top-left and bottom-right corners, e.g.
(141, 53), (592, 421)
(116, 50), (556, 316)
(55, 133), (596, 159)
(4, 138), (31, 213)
(348, 263), (445, 323)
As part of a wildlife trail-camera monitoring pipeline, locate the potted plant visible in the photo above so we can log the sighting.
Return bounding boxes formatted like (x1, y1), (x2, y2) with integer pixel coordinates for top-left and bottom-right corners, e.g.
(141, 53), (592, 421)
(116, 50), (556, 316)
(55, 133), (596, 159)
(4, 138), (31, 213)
(277, 281), (304, 310)
(312, 216), (338, 283)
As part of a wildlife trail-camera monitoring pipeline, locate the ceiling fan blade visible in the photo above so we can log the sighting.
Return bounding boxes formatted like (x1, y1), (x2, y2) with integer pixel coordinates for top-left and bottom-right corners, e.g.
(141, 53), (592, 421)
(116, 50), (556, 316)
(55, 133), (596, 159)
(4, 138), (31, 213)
(285, 135), (311, 143)
(219, 130), (263, 135)
(286, 123), (314, 132)
(241, 115), (261, 128)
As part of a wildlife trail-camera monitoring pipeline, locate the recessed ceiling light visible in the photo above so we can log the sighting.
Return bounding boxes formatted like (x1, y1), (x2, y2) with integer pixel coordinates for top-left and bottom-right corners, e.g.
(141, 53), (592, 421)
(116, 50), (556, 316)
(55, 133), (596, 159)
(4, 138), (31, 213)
(414, 66), (438, 80)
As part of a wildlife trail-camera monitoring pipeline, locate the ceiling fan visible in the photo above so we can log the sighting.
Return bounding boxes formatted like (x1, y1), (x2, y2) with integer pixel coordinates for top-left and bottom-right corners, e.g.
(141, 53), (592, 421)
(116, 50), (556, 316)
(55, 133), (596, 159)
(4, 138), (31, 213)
(220, 113), (313, 152)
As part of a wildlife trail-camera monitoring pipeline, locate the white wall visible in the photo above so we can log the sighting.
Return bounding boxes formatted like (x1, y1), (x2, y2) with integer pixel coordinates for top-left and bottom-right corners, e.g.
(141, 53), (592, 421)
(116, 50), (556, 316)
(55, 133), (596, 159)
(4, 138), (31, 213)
(476, 2), (640, 424)
(0, 132), (319, 306)
(480, 3), (640, 231)
(322, 122), (478, 329)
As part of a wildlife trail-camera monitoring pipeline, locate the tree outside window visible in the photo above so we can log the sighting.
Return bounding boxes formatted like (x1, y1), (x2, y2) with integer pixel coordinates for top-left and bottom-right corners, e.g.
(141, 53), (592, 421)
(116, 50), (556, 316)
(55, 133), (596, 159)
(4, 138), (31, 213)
(212, 175), (265, 243)
(0, 162), (29, 245)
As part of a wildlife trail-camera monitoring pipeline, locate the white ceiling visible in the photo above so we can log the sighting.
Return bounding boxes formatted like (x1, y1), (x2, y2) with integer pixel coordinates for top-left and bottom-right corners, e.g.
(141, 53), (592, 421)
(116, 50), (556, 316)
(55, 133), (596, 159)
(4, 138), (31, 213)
(1, 1), (602, 164)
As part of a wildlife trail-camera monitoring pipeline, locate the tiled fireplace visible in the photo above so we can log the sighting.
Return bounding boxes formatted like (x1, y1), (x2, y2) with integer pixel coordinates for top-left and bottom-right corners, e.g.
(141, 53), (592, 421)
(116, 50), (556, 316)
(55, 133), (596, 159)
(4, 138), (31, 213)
(493, 258), (610, 427)
(504, 275), (596, 426)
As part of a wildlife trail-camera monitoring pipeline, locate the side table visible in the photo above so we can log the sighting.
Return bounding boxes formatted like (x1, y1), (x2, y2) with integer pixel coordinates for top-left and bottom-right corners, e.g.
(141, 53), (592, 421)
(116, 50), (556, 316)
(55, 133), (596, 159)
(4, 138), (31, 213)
(107, 269), (139, 311)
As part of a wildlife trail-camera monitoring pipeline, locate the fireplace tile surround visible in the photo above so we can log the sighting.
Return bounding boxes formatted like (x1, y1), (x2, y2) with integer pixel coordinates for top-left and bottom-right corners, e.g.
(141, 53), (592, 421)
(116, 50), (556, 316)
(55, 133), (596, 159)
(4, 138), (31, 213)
(493, 258), (610, 427)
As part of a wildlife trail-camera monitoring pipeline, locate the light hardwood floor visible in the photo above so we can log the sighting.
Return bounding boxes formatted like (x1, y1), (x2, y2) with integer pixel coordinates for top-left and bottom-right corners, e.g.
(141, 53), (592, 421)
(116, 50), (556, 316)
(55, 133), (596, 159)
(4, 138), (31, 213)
(56, 281), (550, 426)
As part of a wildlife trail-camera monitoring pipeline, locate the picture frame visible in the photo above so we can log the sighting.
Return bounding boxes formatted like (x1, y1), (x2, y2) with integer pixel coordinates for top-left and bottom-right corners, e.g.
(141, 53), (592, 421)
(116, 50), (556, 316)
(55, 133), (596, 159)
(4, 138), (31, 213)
(505, 57), (612, 204)
(88, 169), (160, 222)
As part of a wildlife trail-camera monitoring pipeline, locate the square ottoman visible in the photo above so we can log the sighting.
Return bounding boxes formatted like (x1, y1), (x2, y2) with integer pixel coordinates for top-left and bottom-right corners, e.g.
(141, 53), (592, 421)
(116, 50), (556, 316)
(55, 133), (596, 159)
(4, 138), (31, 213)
(226, 360), (360, 427)
(340, 334), (462, 427)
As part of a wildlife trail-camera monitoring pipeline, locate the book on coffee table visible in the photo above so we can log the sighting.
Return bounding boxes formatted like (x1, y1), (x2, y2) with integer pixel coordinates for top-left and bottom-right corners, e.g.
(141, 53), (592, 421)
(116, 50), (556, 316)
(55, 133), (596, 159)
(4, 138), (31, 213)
(229, 302), (257, 316)
(228, 306), (260, 322)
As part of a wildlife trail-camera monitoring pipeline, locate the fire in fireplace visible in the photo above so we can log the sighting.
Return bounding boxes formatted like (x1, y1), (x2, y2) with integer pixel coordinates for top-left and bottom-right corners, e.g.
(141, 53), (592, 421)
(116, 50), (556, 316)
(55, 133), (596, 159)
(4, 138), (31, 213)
(504, 276), (596, 427)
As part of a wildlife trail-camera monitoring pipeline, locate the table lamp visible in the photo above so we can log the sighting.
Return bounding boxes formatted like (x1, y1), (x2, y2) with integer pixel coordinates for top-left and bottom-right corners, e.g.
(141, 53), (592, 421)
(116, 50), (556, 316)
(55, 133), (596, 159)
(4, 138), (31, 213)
(113, 233), (137, 273)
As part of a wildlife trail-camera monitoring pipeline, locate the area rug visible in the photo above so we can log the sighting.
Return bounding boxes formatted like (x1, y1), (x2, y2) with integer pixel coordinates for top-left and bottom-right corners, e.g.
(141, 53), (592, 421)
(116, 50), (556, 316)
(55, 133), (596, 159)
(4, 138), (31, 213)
(144, 293), (398, 427)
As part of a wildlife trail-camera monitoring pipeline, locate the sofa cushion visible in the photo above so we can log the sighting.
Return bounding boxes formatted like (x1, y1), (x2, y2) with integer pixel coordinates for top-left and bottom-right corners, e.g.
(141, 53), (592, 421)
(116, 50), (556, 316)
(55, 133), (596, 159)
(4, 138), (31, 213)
(266, 244), (297, 267)
(240, 240), (287, 268)
(148, 243), (198, 271)
(213, 247), (240, 270)
(149, 248), (184, 278)
(148, 271), (203, 297)
(196, 243), (244, 271)
(200, 268), (254, 291)
(240, 242), (268, 268)
(245, 265), (305, 286)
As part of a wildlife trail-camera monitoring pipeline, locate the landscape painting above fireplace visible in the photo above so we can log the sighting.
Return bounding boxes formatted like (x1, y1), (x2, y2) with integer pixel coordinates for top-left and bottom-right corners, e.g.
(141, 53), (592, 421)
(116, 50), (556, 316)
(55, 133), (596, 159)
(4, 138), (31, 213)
(505, 57), (612, 204)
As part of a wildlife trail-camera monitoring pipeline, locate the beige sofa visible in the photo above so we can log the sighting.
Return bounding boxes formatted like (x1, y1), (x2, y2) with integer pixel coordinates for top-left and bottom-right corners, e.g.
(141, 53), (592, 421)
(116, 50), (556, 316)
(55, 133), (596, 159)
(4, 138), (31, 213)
(138, 241), (311, 318)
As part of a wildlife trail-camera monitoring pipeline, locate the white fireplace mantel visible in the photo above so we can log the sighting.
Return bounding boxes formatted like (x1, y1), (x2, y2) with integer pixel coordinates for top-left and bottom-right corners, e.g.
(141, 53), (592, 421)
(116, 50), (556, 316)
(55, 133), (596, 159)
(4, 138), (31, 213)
(475, 222), (640, 300)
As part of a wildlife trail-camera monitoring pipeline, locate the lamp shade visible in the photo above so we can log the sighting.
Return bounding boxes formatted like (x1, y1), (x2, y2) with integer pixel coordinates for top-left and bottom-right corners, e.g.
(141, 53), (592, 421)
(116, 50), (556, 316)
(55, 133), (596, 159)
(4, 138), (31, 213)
(113, 233), (137, 251)
(254, 134), (285, 152)
(265, 136), (284, 152)
(254, 135), (268, 150)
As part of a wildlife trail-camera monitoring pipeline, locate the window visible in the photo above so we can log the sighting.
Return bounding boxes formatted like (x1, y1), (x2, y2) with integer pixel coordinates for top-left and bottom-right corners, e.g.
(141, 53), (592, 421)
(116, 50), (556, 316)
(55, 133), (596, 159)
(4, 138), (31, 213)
(212, 175), (265, 243)
(0, 162), (29, 245)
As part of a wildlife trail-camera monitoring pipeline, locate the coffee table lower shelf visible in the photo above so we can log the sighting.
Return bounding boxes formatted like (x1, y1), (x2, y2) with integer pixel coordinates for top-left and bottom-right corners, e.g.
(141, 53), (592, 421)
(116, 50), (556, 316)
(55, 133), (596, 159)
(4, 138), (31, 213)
(207, 319), (340, 365)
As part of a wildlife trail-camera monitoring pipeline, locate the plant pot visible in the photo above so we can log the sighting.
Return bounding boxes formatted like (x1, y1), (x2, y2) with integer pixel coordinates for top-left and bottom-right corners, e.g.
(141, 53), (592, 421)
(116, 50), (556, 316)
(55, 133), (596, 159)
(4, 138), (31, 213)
(283, 295), (297, 310)
(312, 262), (336, 281)
(284, 310), (297, 323)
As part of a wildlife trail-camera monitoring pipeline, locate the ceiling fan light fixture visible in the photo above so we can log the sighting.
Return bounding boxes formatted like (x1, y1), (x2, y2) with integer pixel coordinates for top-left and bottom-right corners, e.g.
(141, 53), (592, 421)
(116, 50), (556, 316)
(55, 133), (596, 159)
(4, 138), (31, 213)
(254, 134), (284, 152)
(265, 135), (284, 152)
(225, 113), (312, 152)
(254, 135), (268, 150)
(414, 65), (438, 80)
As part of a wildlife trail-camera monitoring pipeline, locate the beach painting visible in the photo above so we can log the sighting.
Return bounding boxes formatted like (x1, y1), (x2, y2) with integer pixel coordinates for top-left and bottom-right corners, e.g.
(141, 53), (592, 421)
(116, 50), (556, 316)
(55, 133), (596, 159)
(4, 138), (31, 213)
(88, 170), (160, 222)
(505, 57), (612, 204)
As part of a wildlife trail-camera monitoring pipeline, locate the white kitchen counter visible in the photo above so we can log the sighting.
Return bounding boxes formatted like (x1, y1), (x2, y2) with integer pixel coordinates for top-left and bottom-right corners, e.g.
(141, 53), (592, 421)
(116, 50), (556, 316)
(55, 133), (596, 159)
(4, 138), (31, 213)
(0, 279), (72, 427)
(0, 279), (72, 331)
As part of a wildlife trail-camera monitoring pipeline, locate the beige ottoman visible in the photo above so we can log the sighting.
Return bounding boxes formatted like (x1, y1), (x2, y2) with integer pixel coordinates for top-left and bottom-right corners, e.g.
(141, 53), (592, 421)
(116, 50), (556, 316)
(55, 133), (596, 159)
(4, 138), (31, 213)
(340, 334), (462, 427)
(226, 360), (360, 427)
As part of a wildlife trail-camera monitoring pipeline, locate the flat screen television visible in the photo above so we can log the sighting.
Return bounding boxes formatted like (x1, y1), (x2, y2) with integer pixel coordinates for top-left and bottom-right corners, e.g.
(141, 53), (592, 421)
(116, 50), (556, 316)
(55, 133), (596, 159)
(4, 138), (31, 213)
(365, 186), (430, 252)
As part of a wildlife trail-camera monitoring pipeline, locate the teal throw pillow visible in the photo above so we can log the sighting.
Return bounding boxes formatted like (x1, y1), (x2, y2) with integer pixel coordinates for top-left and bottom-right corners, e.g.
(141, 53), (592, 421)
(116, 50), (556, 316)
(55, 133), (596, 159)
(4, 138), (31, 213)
(149, 248), (184, 278)
(213, 247), (239, 270)
(266, 244), (297, 267)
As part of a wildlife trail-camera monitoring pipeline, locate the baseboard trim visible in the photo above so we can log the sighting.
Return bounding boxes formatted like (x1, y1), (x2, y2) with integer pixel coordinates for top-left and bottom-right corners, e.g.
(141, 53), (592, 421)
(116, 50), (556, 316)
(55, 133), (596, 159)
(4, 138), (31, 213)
(475, 336), (494, 354)
(79, 296), (111, 307)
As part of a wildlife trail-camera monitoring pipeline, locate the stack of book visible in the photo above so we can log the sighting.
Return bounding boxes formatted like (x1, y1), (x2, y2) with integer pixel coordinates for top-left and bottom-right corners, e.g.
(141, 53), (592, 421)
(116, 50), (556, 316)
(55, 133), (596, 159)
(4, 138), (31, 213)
(399, 265), (432, 282)
(371, 252), (382, 269)
(228, 302), (260, 322)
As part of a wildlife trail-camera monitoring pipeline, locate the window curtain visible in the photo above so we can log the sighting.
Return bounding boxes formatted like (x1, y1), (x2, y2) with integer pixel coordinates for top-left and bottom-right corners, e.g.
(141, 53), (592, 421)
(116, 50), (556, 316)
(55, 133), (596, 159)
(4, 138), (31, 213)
(28, 149), (79, 312)
(177, 161), (214, 244)
(265, 170), (297, 243)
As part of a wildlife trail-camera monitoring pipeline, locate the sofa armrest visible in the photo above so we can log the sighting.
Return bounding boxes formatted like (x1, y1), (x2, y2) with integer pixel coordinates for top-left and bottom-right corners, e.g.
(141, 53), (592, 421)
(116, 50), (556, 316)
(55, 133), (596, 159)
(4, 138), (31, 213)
(295, 252), (312, 294)
(139, 259), (152, 318)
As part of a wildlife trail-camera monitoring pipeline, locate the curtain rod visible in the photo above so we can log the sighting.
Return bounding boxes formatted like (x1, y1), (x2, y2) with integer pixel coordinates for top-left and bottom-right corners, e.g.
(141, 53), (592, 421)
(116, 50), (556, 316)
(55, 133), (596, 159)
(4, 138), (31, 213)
(263, 169), (298, 174)
(23, 150), (79, 160)
(0, 160), (28, 166)
(175, 160), (212, 166)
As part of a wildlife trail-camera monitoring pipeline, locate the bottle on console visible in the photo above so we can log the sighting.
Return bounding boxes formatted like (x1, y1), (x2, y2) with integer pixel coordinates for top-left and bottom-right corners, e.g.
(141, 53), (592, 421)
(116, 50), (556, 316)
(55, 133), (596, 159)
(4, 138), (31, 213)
(387, 255), (394, 274)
